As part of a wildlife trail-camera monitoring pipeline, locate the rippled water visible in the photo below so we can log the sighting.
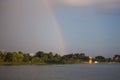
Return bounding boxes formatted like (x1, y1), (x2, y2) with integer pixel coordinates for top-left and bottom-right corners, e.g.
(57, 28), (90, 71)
(0, 64), (120, 80)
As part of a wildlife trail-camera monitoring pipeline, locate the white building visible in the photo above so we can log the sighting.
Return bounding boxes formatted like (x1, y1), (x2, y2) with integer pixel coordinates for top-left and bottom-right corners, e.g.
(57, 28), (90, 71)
(29, 53), (35, 56)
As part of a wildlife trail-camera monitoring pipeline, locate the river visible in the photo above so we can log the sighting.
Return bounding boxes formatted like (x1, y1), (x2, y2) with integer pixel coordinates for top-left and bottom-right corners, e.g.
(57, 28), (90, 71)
(0, 64), (120, 80)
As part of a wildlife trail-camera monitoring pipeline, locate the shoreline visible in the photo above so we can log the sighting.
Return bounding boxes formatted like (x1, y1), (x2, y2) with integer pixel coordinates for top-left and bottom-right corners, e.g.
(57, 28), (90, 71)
(0, 62), (120, 66)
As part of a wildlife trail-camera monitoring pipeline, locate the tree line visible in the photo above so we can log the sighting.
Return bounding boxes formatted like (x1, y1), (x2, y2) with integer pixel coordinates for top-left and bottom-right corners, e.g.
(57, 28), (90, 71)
(0, 51), (120, 64)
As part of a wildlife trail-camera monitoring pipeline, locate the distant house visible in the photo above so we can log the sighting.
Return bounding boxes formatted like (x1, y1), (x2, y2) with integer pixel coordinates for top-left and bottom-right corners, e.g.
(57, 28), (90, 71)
(113, 55), (120, 62)
(29, 53), (35, 57)
(94, 61), (98, 64)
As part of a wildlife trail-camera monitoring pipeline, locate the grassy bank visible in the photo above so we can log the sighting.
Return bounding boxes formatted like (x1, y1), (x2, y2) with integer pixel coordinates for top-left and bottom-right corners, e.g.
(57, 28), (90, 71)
(0, 62), (86, 65)
(0, 62), (119, 65)
(0, 62), (47, 65)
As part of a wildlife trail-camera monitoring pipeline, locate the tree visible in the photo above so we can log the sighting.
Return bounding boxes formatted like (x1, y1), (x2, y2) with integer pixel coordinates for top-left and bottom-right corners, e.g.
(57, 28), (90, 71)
(5, 52), (13, 62)
(113, 55), (120, 62)
(0, 53), (5, 62)
(23, 54), (31, 62)
(16, 52), (24, 62)
(31, 57), (41, 63)
(42, 54), (48, 62)
(11, 52), (24, 62)
(35, 51), (44, 58)
(5, 52), (24, 62)
(48, 52), (54, 60)
(53, 54), (61, 63)
(95, 56), (105, 62)
(106, 58), (112, 62)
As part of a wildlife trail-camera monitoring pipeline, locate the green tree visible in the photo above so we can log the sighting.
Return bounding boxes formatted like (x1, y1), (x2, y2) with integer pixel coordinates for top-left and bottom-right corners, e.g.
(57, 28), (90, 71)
(31, 57), (41, 62)
(23, 54), (31, 62)
(5, 52), (13, 62)
(106, 58), (112, 62)
(53, 54), (61, 63)
(35, 51), (44, 58)
(12, 52), (24, 62)
(95, 56), (105, 62)
(48, 52), (54, 59)
(16, 52), (24, 62)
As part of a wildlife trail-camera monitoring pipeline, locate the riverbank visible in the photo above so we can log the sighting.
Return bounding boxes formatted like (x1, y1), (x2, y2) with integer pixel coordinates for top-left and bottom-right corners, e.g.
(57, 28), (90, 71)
(0, 62), (119, 65)
(0, 62), (47, 65)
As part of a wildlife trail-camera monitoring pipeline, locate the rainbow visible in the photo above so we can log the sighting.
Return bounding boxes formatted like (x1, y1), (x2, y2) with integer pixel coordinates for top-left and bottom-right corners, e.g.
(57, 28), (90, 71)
(38, 0), (68, 55)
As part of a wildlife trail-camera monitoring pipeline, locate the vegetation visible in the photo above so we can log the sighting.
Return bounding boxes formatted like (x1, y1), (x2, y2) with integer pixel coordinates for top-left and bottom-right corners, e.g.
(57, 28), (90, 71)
(0, 50), (120, 65)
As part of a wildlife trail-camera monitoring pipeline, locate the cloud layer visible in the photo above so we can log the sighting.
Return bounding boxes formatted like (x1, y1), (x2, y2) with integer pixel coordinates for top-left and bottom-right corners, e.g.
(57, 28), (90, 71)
(50, 0), (120, 8)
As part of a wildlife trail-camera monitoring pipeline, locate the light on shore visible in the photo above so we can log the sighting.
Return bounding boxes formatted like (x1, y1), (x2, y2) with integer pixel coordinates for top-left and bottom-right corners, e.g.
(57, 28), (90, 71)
(89, 57), (93, 64)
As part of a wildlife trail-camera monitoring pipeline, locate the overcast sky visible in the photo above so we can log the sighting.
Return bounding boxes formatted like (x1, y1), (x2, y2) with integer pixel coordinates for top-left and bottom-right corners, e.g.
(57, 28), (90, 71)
(0, 0), (120, 57)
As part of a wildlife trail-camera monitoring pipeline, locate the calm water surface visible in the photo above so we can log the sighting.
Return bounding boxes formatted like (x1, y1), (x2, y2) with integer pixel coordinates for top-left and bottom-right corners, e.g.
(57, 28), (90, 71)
(0, 64), (120, 80)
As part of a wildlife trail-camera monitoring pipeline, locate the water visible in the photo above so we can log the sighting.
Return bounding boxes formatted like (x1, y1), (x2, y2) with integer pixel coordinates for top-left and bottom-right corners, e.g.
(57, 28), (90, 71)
(0, 64), (120, 80)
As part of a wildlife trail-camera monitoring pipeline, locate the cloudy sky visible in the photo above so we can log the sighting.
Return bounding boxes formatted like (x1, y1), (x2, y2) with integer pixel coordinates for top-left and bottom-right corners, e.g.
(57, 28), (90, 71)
(0, 0), (120, 57)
